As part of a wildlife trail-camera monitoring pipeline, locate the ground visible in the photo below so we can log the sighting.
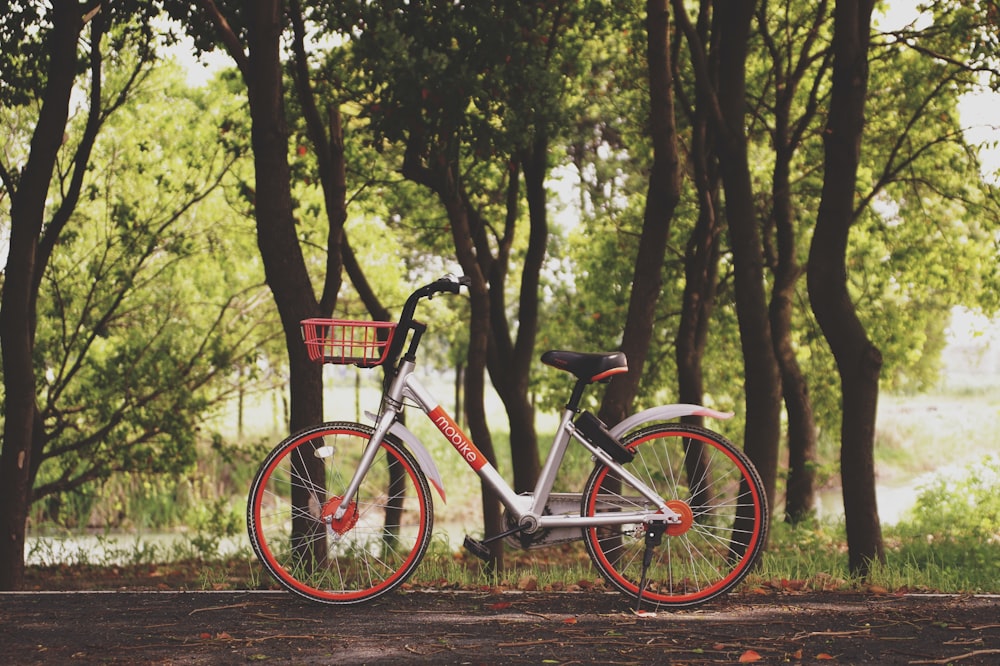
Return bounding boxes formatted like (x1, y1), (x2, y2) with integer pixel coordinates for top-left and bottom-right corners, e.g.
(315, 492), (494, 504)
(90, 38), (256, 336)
(4, 566), (999, 664)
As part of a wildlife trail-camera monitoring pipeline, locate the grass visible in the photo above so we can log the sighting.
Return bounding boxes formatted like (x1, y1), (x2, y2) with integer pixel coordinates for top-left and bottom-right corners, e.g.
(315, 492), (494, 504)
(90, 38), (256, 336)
(24, 500), (1000, 595)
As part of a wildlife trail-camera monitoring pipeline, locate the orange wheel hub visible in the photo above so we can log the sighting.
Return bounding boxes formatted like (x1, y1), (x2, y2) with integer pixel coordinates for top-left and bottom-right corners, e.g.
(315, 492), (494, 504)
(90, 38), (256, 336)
(663, 499), (694, 536)
(321, 496), (359, 535)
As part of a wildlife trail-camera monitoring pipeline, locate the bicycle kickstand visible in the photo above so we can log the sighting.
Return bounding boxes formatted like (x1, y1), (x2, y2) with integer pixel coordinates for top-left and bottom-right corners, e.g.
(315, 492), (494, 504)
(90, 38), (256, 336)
(634, 521), (666, 615)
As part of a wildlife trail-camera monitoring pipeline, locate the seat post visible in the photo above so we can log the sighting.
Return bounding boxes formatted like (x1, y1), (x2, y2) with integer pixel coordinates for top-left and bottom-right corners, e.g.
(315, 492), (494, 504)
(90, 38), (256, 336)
(565, 379), (590, 413)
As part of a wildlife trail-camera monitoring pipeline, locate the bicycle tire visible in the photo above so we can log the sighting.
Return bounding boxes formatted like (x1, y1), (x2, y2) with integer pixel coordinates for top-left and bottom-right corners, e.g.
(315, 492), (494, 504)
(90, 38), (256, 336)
(247, 421), (433, 604)
(581, 423), (769, 608)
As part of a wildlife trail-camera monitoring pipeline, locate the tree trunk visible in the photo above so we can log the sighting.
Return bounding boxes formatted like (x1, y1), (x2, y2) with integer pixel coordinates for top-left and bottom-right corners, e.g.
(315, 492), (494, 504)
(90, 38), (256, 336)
(713, 1), (782, 512)
(757, 0), (831, 524)
(451, 222), (505, 570)
(600, 0), (682, 425)
(807, 0), (884, 576)
(465, 285), (506, 570)
(245, 1), (324, 433)
(484, 138), (549, 493)
(769, 149), (818, 523)
(402, 145), (505, 570)
(245, 0), (326, 565)
(289, 0), (345, 315)
(0, 2), (85, 591)
(676, 65), (722, 421)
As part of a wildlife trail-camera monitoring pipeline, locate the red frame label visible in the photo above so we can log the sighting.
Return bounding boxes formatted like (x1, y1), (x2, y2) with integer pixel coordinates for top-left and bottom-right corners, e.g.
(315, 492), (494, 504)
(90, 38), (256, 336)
(429, 406), (487, 471)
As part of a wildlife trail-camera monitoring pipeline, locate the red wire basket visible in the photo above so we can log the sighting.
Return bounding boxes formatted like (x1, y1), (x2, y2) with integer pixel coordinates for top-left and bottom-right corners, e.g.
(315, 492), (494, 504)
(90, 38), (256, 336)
(300, 319), (397, 367)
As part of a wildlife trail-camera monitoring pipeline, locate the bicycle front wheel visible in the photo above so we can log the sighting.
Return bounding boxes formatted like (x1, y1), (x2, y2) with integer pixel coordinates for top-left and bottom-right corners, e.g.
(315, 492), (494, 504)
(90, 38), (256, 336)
(582, 423), (768, 609)
(247, 421), (434, 604)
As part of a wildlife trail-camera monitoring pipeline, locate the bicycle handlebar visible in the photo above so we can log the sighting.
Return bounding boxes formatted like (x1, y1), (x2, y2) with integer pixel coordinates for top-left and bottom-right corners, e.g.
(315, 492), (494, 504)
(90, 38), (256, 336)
(385, 274), (470, 367)
(421, 274), (471, 297)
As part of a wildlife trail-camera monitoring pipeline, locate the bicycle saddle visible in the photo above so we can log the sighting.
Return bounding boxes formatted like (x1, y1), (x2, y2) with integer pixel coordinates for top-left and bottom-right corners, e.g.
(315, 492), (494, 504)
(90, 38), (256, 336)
(541, 350), (629, 383)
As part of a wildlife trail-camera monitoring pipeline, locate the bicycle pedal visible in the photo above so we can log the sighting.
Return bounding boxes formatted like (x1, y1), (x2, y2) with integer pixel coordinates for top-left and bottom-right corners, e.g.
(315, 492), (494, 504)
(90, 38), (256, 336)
(462, 535), (492, 562)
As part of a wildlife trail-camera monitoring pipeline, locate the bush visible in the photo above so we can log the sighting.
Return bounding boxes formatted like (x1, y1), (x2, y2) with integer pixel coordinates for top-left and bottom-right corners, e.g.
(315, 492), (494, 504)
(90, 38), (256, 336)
(888, 454), (1000, 591)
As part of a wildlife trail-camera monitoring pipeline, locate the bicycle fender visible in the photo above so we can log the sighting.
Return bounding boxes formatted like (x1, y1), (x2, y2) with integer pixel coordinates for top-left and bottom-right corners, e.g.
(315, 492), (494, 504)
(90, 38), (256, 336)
(388, 421), (447, 503)
(608, 404), (734, 439)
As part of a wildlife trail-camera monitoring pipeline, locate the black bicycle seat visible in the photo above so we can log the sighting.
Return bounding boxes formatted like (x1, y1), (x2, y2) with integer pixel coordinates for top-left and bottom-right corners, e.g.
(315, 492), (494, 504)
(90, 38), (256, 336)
(541, 350), (628, 383)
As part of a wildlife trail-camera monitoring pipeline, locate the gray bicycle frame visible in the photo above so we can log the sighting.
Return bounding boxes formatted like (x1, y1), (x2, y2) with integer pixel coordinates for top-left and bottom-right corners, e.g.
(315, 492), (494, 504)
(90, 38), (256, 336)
(331, 358), (682, 528)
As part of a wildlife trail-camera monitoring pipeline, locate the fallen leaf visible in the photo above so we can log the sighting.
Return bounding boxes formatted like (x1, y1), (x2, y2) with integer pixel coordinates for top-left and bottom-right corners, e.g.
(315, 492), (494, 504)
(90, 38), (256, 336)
(739, 649), (763, 662)
(816, 653), (836, 660)
(486, 602), (512, 610)
(563, 617), (578, 624)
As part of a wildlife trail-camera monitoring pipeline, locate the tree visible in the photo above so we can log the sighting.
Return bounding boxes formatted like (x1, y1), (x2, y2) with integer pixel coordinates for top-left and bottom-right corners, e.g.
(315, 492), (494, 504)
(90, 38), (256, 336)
(0, 1), (160, 591)
(28, 71), (269, 526)
(754, 0), (833, 523)
(674, 0), (724, 429)
(807, 0), (883, 575)
(331, 0), (606, 566)
(674, 0), (783, 510)
(598, 0), (683, 426)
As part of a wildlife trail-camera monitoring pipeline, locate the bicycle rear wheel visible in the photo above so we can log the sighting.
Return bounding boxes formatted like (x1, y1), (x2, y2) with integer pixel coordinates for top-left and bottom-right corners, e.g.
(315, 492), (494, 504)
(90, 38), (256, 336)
(582, 423), (768, 608)
(247, 421), (433, 604)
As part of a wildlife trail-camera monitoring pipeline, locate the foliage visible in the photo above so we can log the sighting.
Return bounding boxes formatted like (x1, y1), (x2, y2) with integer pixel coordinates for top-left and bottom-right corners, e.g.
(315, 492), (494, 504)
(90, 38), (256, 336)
(888, 454), (1000, 586)
(22, 63), (274, 519)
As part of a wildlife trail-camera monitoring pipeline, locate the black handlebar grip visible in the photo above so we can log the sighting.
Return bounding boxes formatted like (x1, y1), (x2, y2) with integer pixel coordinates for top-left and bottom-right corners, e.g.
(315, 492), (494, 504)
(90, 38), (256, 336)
(432, 274), (470, 295)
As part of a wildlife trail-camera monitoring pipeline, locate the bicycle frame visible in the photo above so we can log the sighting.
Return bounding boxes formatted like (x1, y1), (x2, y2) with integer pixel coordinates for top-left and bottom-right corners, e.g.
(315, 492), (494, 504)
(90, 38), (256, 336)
(331, 357), (683, 529)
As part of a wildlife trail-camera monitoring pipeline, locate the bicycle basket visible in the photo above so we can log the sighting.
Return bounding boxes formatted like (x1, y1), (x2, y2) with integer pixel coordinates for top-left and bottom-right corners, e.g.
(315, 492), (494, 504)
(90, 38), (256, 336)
(300, 319), (397, 367)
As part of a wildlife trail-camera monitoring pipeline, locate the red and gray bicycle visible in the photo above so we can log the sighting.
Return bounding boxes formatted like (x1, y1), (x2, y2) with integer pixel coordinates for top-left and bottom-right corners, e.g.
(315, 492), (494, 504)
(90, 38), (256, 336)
(247, 275), (768, 610)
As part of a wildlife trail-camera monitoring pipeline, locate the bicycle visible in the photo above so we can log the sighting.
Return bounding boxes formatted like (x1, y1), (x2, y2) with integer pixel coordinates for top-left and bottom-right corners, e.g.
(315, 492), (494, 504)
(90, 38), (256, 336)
(247, 275), (769, 610)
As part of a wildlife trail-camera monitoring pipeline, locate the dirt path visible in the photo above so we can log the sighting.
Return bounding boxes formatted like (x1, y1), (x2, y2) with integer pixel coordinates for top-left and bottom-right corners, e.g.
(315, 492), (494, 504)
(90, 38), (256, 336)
(2, 590), (998, 664)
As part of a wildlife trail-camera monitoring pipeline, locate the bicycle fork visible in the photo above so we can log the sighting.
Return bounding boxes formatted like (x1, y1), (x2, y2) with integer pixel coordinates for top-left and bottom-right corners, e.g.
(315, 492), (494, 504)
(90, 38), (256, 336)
(327, 405), (401, 525)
